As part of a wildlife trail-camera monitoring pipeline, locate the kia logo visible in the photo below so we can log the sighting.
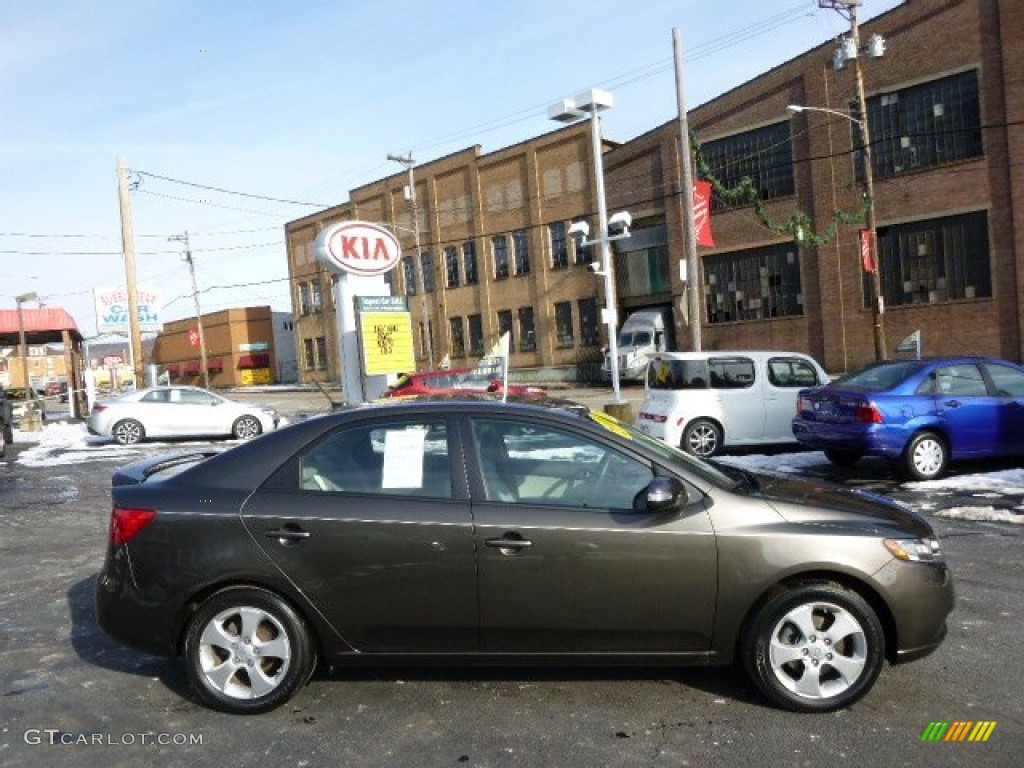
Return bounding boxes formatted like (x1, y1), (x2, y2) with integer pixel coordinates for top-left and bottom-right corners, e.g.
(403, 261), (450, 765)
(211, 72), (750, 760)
(314, 221), (401, 277)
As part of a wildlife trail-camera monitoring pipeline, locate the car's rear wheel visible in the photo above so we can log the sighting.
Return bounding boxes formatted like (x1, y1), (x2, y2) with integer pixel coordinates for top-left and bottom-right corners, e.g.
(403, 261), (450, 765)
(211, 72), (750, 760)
(904, 431), (948, 481)
(742, 581), (884, 712)
(183, 587), (316, 714)
(111, 419), (145, 445)
(232, 415), (262, 440)
(683, 419), (722, 458)
(824, 449), (862, 467)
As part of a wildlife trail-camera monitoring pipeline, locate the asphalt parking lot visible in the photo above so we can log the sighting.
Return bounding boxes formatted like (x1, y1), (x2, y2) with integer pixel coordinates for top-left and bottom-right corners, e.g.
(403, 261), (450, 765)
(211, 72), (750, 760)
(1, 384), (1021, 766)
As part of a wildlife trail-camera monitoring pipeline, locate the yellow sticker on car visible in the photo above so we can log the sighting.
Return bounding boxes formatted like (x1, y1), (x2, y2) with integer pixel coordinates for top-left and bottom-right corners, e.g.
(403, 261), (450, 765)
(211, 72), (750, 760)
(589, 410), (632, 439)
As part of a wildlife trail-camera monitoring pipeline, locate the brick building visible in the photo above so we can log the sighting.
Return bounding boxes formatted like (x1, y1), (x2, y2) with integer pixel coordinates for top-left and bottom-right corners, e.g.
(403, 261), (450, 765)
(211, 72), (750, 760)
(287, 0), (1023, 381)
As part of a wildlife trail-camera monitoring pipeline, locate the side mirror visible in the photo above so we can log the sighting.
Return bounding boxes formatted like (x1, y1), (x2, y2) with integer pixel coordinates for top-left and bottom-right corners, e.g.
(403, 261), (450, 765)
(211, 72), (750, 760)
(636, 476), (688, 515)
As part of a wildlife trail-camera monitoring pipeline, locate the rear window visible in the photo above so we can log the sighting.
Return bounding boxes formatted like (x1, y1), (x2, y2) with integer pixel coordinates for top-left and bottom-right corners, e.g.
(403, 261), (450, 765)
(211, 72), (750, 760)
(647, 359), (709, 390)
(832, 360), (926, 391)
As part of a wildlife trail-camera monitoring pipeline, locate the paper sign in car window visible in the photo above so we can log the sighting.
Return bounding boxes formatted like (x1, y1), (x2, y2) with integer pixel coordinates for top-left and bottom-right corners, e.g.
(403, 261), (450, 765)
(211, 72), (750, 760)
(589, 410), (632, 439)
(381, 428), (426, 488)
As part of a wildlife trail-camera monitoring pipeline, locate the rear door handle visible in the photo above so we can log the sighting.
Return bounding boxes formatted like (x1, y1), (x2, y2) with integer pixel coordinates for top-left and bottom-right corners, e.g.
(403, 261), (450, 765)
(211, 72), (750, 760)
(943, 399), (962, 408)
(265, 526), (311, 543)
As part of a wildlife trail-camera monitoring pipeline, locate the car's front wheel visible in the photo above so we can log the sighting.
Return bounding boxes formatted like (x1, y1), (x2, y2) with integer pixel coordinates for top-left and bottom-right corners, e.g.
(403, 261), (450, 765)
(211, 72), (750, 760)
(232, 415), (263, 440)
(183, 587), (316, 714)
(111, 419), (145, 445)
(742, 581), (884, 712)
(683, 419), (722, 458)
(904, 431), (948, 481)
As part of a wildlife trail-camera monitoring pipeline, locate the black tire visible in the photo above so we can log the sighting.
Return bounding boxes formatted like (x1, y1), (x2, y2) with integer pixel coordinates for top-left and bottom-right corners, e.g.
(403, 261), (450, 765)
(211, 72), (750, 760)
(903, 431), (948, 481)
(111, 419), (145, 446)
(824, 449), (862, 467)
(232, 415), (263, 440)
(683, 419), (722, 458)
(183, 587), (316, 715)
(742, 581), (885, 713)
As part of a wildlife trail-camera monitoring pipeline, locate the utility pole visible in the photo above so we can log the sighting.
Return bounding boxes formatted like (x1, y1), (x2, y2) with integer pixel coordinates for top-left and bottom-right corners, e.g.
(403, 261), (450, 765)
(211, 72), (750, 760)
(820, 0), (886, 359)
(674, 27), (702, 352)
(387, 152), (435, 370)
(170, 231), (210, 389)
(117, 156), (146, 386)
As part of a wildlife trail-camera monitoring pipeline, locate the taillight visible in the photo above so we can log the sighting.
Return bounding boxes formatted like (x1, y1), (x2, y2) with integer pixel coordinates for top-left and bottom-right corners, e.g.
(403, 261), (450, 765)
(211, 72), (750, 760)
(855, 401), (884, 424)
(639, 412), (668, 423)
(110, 507), (156, 547)
(91, 403), (107, 414)
(797, 396), (811, 413)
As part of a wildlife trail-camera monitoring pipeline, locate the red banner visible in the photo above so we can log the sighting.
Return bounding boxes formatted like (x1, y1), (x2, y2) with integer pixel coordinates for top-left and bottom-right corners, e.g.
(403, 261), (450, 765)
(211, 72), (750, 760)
(694, 181), (714, 247)
(860, 229), (876, 273)
(189, 328), (200, 347)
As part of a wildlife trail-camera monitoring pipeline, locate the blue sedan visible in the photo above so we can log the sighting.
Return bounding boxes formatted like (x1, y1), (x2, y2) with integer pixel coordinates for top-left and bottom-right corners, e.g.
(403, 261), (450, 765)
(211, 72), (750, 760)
(792, 357), (1024, 480)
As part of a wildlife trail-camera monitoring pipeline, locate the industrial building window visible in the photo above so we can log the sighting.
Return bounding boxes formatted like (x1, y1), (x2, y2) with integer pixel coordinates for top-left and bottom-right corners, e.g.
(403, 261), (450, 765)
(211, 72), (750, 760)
(518, 307), (536, 352)
(493, 235), (510, 280)
(468, 314), (484, 356)
(496, 310), (514, 350)
(449, 317), (466, 358)
(555, 301), (574, 347)
(699, 121), (794, 210)
(314, 336), (327, 370)
(578, 297), (599, 346)
(550, 221), (569, 269)
(421, 251), (436, 293)
(299, 282), (311, 316)
(403, 257), (417, 296)
(445, 246), (460, 288)
(704, 243), (803, 323)
(859, 69), (982, 179)
(310, 279), (323, 313)
(463, 241), (478, 285)
(513, 229), (531, 276)
(866, 210), (991, 309)
(303, 338), (315, 371)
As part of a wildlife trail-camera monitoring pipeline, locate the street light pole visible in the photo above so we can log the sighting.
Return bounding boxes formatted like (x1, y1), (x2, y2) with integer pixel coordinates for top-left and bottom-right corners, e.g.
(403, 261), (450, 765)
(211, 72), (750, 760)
(549, 89), (629, 409)
(169, 232), (210, 389)
(387, 152), (435, 371)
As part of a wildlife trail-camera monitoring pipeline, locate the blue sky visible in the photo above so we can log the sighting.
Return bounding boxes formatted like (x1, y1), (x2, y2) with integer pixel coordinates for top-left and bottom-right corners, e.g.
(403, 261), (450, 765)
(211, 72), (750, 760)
(0, 0), (902, 336)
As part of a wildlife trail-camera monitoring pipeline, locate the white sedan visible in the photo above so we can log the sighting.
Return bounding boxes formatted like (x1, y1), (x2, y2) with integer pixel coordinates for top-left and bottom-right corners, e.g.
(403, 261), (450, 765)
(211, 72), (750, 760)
(87, 386), (279, 445)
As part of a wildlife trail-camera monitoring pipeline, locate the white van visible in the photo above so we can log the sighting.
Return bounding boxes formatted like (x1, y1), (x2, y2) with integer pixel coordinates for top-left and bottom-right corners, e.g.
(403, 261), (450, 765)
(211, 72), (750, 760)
(634, 350), (828, 457)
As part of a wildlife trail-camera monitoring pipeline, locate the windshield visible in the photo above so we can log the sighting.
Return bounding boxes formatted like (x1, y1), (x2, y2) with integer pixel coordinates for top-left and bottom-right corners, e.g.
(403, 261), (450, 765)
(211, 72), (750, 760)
(618, 331), (652, 348)
(831, 360), (927, 391)
(593, 413), (740, 490)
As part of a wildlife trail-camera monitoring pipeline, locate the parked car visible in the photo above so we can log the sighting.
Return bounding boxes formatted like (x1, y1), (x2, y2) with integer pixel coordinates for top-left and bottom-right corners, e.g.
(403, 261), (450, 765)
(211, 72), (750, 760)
(382, 368), (546, 397)
(87, 385), (279, 445)
(792, 356), (1024, 480)
(96, 396), (952, 715)
(634, 351), (829, 457)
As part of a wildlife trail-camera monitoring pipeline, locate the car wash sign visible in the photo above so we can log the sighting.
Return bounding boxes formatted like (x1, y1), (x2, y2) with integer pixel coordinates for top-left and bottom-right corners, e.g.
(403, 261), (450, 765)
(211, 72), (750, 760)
(314, 221), (401, 276)
(94, 287), (163, 333)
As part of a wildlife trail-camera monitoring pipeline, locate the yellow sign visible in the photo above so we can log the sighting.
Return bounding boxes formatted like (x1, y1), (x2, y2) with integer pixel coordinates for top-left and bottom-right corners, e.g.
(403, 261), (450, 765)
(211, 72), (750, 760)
(359, 311), (415, 375)
(589, 410), (633, 439)
(240, 368), (272, 385)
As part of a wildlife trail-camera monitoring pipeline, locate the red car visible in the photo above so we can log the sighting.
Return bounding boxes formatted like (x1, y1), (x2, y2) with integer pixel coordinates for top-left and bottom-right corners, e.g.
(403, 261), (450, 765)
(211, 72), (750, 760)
(383, 369), (545, 398)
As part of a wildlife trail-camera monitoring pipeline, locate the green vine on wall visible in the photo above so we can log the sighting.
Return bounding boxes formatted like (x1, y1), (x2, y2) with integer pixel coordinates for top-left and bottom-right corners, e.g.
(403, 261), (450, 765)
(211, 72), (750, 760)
(690, 130), (869, 247)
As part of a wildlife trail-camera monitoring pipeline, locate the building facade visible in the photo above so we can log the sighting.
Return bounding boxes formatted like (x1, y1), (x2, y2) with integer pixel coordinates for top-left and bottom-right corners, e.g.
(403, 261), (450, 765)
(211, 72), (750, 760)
(287, 0), (1024, 382)
(150, 307), (281, 387)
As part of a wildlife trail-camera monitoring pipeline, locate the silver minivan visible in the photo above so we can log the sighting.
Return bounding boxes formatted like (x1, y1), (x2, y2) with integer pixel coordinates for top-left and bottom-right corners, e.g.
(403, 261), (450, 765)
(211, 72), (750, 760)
(634, 350), (828, 457)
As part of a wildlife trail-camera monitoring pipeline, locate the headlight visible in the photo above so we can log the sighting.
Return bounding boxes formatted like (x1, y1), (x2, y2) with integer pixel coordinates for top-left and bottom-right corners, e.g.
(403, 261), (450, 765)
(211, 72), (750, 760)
(883, 537), (943, 563)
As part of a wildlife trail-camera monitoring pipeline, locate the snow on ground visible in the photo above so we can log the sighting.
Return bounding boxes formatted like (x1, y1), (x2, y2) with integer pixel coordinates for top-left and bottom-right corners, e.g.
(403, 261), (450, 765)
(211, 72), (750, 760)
(8, 422), (1022, 525)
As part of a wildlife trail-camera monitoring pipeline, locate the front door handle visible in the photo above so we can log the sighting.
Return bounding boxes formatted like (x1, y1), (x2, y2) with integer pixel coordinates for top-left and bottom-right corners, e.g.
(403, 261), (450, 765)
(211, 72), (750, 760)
(265, 525), (311, 545)
(484, 535), (533, 554)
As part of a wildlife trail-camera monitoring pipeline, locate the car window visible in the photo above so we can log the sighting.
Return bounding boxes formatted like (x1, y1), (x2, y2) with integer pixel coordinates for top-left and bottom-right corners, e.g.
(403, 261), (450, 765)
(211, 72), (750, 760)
(469, 417), (653, 509)
(983, 363), (1024, 397)
(709, 357), (755, 389)
(933, 364), (988, 396)
(768, 358), (820, 388)
(299, 418), (452, 499)
(141, 390), (170, 403)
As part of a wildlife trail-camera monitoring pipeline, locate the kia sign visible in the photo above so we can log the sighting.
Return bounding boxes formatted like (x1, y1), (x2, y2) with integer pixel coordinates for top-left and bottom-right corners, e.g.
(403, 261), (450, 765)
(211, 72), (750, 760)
(314, 221), (401, 276)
